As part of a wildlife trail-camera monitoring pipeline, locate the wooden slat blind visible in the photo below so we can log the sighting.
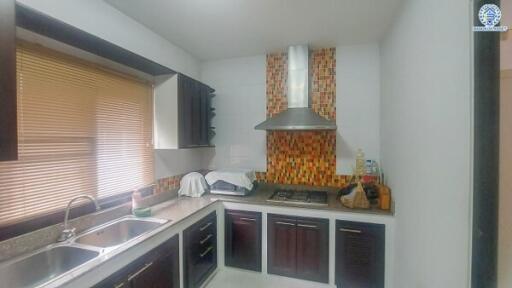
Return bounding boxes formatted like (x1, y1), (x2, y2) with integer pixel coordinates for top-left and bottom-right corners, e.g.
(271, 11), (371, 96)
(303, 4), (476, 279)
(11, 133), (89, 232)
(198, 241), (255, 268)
(0, 43), (154, 227)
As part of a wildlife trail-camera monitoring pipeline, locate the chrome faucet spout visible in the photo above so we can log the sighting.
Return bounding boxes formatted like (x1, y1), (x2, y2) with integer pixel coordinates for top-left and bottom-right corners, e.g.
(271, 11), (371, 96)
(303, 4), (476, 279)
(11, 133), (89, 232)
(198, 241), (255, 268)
(58, 195), (100, 242)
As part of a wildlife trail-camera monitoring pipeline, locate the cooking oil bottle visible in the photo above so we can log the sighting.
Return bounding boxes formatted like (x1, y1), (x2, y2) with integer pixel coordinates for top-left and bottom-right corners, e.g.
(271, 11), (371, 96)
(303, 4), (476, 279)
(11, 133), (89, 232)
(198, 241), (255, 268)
(355, 148), (365, 177)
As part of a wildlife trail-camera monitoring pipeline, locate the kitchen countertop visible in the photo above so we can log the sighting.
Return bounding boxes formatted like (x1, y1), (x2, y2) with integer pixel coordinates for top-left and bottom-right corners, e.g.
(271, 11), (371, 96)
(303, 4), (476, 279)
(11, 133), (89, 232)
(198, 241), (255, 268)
(205, 183), (394, 216)
(0, 183), (392, 288)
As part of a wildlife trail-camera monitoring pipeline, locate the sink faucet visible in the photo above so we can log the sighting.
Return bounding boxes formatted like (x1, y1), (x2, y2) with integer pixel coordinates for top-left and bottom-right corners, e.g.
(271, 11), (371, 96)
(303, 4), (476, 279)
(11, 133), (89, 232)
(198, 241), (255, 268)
(58, 195), (100, 242)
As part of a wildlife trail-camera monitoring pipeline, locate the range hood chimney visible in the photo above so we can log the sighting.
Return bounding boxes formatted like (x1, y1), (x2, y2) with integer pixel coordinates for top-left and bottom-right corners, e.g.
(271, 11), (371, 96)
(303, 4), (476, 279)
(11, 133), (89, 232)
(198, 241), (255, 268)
(255, 45), (337, 131)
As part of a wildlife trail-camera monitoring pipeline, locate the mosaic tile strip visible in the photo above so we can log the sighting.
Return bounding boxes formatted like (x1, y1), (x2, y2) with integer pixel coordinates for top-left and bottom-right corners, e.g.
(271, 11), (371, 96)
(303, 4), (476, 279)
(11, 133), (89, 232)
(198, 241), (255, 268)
(155, 174), (183, 193)
(154, 170), (211, 193)
(311, 48), (336, 120)
(260, 48), (349, 187)
(266, 53), (288, 117)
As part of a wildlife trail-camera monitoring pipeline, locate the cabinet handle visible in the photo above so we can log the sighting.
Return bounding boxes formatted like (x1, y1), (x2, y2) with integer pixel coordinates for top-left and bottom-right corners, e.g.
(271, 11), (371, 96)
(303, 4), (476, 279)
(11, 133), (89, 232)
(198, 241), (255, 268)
(127, 262), (153, 282)
(339, 228), (362, 234)
(297, 224), (318, 229)
(240, 217), (256, 222)
(200, 234), (213, 245)
(114, 283), (125, 288)
(199, 222), (212, 231)
(276, 221), (295, 226)
(200, 246), (214, 258)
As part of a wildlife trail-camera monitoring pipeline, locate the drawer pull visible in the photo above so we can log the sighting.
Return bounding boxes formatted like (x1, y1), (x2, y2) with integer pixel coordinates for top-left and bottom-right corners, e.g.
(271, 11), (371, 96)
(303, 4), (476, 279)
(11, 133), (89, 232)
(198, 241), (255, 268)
(240, 217), (256, 222)
(200, 234), (213, 245)
(128, 262), (153, 281)
(298, 224), (318, 229)
(276, 221), (295, 226)
(200, 246), (214, 258)
(114, 283), (125, 288)
(339, 228), (362, 234)
(199, 222), (212, 231)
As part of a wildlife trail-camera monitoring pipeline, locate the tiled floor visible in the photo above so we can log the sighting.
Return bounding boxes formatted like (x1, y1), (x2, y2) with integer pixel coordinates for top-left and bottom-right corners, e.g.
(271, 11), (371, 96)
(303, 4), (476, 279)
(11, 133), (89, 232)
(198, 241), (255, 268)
(205, 268), (334, 288)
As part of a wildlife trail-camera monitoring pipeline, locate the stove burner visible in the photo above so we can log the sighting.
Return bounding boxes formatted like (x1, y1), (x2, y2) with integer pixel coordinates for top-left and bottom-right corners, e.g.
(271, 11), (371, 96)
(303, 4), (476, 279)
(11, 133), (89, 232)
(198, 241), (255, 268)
(268, 189), (328, 206)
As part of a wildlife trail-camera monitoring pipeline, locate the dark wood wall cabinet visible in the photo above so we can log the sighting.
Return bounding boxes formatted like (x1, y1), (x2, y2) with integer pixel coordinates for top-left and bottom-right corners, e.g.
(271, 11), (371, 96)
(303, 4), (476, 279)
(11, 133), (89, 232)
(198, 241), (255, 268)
(178, 74), (215, 148)
(267, 214), (329, 283)
(183, 211), (217, 288)
(154, 73), (215, 150)
(225, 210), (262, 272)
(0, 0), (17, 161)
(93, 234), (180, 288)
(335, 220), (385, 288)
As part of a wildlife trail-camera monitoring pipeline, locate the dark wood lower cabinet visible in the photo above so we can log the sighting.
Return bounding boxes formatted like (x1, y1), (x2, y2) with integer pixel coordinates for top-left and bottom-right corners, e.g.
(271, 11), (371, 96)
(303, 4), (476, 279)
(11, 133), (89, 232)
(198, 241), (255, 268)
(225, 210), (262, 272)
(335, 220), (385, 288)
(267, 214), (329, 283)
(296, 217), (329, 283)
(183, 211), (217, 288)
(93, 234), (179, 288)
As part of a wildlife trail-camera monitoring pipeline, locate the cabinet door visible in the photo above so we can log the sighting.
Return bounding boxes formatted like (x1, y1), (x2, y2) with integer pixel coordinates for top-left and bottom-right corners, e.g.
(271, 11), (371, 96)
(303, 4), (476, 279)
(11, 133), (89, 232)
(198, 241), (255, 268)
(178, 75), (193, 148)
(0, 0), (17, 161)
(190, 80), (201, 146)
(267, 214), (297, 278)
(296, 217), (329, 283)
(335, 220), (385, 288)
(198, 85), (210, 146)
(225, 210), (262, 271)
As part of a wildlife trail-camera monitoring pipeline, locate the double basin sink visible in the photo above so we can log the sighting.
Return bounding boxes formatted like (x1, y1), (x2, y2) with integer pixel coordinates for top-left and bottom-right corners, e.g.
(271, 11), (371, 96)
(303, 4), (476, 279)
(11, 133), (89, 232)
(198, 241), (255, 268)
(0, 216), (168, 288)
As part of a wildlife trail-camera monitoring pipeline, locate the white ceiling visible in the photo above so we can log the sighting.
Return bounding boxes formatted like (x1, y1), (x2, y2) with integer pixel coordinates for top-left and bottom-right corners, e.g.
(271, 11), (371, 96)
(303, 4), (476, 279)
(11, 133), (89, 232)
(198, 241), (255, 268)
(105, 0), (402, 61)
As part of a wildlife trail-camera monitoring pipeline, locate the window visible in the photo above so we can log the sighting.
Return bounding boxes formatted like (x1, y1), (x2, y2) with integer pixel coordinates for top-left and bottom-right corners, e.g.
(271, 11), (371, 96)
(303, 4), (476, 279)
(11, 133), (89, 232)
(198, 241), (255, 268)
(0, 43), (154, 227)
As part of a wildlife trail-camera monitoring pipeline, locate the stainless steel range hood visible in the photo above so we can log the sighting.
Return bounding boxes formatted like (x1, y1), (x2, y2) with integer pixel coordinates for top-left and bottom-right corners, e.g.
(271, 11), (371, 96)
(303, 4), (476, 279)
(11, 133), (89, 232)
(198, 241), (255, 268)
(255, 45), (337, 131)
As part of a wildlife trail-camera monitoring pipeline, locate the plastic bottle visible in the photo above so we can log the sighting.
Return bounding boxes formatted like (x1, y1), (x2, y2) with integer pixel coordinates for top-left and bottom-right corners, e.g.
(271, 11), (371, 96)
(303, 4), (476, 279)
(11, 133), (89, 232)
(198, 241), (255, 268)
(132, 189), (143, 210)
(355, 149), (365, 177)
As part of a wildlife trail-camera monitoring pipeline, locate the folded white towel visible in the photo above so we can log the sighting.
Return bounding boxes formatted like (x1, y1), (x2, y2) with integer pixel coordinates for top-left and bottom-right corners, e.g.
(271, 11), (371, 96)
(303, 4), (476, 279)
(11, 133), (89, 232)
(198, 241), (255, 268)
(205, 169), (255, 191)
(178, 172), (208, 197)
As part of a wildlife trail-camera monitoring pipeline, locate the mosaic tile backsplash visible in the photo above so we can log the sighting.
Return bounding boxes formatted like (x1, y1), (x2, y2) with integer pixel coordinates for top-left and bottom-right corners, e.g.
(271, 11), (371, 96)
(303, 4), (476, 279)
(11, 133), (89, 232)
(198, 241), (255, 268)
(155, 174), (183, 193)
(258, 48), (349, 187)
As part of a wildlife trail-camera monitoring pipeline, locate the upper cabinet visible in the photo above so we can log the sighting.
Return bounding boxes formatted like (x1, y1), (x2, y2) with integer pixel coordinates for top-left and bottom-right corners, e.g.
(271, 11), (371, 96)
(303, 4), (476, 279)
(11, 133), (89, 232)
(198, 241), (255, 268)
(154, 73), (215, 149)
(0, 0), (17, 161)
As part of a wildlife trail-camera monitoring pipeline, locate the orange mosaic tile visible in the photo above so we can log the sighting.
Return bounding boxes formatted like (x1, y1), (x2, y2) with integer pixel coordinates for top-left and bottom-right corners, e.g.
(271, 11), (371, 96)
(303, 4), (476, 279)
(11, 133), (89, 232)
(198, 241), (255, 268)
(155, 174), (183, 193)
(259, 48), (349, 188)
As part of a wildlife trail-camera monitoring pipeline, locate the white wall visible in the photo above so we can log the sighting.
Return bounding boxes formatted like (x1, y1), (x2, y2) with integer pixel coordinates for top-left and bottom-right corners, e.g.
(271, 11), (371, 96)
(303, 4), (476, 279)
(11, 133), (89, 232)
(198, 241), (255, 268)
(379, 0), (472, 287)
(200, 56), (267, 171)
(154, 149), (208, 179)
(17, 0), (206, 180)
(201, 48), (382, 174)
(336, 44), (381, 174)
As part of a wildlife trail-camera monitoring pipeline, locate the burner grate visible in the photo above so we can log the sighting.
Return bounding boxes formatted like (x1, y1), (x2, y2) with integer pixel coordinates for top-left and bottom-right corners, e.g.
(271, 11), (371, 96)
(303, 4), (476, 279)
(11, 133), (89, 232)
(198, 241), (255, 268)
(268, 189), (328, 206)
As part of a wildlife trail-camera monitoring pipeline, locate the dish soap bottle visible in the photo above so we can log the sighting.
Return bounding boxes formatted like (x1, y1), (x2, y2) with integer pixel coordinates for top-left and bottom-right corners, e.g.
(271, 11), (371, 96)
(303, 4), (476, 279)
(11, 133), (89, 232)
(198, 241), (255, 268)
(132, 189), (151, 217)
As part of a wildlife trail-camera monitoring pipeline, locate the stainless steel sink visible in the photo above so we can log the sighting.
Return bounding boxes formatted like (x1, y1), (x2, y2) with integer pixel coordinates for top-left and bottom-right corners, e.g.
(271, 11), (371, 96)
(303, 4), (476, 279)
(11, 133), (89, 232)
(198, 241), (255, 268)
(0, 245), (99, 288)
(74, 217), (167, 248)
(0, 216), (167, 288)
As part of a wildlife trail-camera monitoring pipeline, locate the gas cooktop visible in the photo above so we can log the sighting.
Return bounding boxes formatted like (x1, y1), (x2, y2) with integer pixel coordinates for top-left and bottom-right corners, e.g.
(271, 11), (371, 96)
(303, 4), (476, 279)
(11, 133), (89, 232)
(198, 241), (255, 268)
(267, 189), (328, 206)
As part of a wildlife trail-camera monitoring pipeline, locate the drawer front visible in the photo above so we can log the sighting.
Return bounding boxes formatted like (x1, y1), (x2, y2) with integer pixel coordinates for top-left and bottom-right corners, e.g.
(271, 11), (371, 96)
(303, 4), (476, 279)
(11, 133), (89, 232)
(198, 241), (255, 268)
(184, 211), (217, 288)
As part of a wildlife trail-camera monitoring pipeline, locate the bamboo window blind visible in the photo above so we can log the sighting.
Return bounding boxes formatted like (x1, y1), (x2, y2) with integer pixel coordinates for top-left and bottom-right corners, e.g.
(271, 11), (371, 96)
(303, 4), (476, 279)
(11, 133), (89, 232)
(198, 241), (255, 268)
(0, 43), (154, 227)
